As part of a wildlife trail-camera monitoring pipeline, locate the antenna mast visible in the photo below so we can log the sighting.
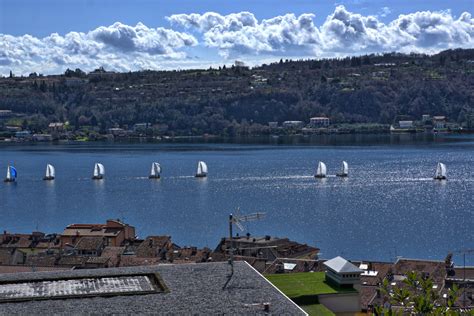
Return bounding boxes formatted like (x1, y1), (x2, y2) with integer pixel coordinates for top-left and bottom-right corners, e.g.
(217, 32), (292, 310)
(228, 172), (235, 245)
(224, 210), (265, 289)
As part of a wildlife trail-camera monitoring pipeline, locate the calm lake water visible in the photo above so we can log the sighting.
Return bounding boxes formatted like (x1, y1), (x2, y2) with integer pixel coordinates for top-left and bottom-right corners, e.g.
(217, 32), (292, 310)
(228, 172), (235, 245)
(1, 134), (473, 264)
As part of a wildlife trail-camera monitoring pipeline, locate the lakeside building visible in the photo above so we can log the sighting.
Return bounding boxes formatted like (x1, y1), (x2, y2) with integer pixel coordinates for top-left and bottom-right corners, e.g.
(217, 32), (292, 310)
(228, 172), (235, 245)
(0, 262), (305, 315)
(215, 235), (319, 263)
(60, 219), (135, 247)
(309, 117), (330, 128)
(282, 121), (304, 129)
(398, 120), (414, 129)
(433, 116), (447, 129)
(0, 110), (12, 118)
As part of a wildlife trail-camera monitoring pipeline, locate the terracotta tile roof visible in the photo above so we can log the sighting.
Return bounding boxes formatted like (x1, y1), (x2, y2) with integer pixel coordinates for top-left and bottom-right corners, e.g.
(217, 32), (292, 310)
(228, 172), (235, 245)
(57, 256), (88, 267)
(0, 249), (13, 265)
(0, 265), (69, 275)
(135, 236), (171, 258)
(0, 234), (32, 248)
(24, 254), (58, 267)
(75, 237), (105, 251)
(119, 255), (162, 267)
(101, 247), (125, 267)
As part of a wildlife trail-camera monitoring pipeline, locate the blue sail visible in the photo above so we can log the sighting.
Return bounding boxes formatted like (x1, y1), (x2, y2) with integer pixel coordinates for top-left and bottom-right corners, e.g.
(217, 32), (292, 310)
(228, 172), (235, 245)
(10, 166), (17, 178)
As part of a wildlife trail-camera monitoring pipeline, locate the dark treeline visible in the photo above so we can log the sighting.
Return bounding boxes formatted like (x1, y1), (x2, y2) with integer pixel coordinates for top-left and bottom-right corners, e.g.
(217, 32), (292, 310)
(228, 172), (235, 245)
(0, 49), (473, 136)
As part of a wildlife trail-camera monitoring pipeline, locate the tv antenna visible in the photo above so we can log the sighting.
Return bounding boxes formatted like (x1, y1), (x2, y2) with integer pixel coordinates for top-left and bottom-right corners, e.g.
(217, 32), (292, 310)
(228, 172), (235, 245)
(449, 248), (474, 308)
(223, 209), (266, 289)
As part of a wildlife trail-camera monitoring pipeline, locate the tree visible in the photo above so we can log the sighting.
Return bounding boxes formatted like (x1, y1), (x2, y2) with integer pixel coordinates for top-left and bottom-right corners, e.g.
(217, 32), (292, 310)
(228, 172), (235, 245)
(374, 271), (462, 315)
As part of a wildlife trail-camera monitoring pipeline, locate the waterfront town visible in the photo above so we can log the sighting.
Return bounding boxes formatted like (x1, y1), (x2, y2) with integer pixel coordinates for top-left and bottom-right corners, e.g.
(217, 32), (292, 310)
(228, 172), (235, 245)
(1, 108), (472, 143)
(0, 219), (472, 315)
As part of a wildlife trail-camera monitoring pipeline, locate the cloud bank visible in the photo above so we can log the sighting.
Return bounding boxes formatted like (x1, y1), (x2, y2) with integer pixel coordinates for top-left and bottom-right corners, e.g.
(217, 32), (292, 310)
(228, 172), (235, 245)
(170, 6), (473, 57)
(0, 22), (197, 75)
(1, 6), (473, 75)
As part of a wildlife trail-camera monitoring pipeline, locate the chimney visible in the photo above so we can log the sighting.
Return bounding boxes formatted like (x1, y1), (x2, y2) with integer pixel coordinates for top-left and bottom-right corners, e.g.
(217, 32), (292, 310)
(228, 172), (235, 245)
(263, 303), (270, 312)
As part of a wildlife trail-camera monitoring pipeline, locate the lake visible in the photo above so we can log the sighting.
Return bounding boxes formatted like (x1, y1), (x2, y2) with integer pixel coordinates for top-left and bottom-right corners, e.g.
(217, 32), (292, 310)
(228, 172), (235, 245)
(1, 134), (473, 264)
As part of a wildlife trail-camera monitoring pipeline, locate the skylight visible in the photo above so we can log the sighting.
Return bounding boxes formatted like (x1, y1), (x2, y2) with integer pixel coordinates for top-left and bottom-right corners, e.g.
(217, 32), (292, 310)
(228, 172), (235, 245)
(0, 274), (164, 303)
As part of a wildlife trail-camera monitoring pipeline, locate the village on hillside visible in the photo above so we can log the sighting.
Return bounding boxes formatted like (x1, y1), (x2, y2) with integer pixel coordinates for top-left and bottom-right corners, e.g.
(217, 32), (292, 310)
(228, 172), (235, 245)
(0, 219), (472, 314)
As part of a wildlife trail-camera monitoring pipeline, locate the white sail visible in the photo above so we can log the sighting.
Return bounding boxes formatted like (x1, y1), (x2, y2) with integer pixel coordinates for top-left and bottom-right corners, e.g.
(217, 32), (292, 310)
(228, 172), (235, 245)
(197, 161), (208, 176)
(93, 163), (99, 177)
(316, 162), (327, 177)
(342, 161), (349, 175)
(150, 162), (161, 177)
(93, 163), (104, 177)
(435, 162), (447, 178)
(46, 164), (55, 178)
(98, 163), (105, 176)
(6, 166), (11, 180)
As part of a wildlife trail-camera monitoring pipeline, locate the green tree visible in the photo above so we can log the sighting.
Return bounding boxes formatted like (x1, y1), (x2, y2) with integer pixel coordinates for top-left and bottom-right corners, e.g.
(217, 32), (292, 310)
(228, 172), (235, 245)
(374, 271), (464, 315)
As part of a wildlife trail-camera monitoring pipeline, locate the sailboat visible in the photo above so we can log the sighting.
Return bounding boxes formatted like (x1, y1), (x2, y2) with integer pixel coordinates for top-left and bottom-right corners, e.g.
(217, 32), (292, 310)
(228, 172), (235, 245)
(92, 163), (105, 180)
(4, 165), (17, 182)
(149, 162), (161, 179)
(315, 161), (327, 178)
(43, 164), (55, 181)
(434, 162), (447, 180)
(336, 161), (349, 177)
(195, 161), (208, 178)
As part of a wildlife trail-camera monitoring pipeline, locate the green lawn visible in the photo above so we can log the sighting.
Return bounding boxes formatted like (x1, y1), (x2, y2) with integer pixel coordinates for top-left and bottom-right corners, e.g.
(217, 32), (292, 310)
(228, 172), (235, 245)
(265, 272), (356, 316)
(265, 272), (353, 297)
(301, 303), (335, 316)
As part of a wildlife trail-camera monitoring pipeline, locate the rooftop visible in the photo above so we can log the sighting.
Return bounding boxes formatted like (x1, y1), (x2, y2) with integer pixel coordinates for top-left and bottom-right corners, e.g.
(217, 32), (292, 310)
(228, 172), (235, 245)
(323, 256), (363, 274)
(0, 262), (305, 315)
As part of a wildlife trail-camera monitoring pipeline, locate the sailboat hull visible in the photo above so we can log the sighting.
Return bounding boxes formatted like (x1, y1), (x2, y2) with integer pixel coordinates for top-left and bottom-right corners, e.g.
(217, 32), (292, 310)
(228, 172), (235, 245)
(149, 175), (161, 179)
(3, 178), (15, 182)
(92, 176), (103, 180)
(336, 173), (348, 177)
(314, 175), (326, 178)
(43, 176), (55, 181)
(434, 176), (447, 180)
(195, 174), (207, 178)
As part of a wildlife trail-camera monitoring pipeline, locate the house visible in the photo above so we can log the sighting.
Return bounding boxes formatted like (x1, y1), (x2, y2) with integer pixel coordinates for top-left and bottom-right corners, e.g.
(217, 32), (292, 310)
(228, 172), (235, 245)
(74, 237), (106, 256)
(323, 256), (363, 288)
(48, 123), (64, 132)
(0, 110), (12, 118)
(282, 121), (304, 129)
(432, 116), (447, 129)
(310, 117), (330, 128)
(133, 123), (151, 132)
(107, 128), (126, 137)
(215, 235), (319, 263)
(32, 134), (53, 142)
(135, 236), (172, 258)
(14, 130), (31, 138)
(398, 121), (414, 129)
(268, 121), (278, 128)
(421, 114), (431, 125)
(60, 219), (135, 247)
(0, 262), (306, 315)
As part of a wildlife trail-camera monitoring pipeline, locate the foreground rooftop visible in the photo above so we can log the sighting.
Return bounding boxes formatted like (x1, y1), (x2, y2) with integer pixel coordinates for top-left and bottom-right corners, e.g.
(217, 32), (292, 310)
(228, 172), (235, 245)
(0, 261), (305, 315)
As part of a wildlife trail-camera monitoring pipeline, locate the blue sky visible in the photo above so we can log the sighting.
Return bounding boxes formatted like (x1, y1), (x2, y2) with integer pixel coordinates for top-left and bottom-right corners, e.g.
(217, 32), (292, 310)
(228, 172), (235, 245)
(1, 0), (472, 36)
(0, 0), (473, 75)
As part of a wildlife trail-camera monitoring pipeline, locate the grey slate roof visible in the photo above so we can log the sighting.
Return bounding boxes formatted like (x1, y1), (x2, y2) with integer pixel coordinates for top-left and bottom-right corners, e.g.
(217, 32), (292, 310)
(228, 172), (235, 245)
(0, 261), (306, 315)
(323, 256), (363, 273)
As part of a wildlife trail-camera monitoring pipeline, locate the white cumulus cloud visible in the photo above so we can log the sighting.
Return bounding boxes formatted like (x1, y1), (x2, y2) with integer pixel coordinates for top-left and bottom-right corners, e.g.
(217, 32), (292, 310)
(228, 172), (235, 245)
(169, 11), (322, 57)
(1, 6), (473, 75)
(169, 6), (473, 58)
(0, 22), (197, 76)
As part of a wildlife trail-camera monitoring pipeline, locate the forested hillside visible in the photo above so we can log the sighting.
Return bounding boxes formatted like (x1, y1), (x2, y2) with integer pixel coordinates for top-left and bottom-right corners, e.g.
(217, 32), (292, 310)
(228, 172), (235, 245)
(0, 49), (473, 136)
